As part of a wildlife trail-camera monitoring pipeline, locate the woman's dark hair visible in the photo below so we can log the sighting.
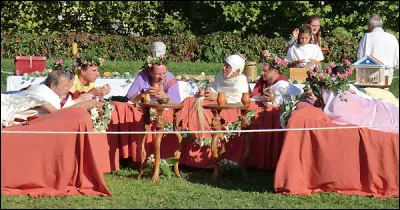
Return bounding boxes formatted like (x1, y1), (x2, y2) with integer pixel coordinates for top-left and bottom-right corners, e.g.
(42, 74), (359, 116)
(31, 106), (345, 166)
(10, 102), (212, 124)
(296, 24), (313, 45)
(307, 14), (321, 25)
(307, 14), (322, 45)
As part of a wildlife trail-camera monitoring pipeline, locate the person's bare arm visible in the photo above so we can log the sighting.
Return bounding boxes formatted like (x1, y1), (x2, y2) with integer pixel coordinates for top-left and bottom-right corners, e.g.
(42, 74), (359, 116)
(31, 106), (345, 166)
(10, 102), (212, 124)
(68, 99), (100, 109)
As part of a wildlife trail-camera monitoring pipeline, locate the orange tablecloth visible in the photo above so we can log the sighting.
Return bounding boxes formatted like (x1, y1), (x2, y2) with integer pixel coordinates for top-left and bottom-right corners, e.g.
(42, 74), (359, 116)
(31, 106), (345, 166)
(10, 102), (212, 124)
(108, 98), (284, 170)
(274, 102), (399, 198)
(1, 108), (112, 197)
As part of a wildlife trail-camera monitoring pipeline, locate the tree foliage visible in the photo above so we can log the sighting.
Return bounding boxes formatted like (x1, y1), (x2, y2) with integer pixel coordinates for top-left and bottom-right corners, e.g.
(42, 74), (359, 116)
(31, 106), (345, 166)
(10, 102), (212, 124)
(1, 1), (398, 39)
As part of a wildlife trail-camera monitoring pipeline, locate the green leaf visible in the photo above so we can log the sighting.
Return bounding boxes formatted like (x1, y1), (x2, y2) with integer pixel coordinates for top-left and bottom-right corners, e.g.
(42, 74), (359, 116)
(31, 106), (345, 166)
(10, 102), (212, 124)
(164, 157), (179, 165)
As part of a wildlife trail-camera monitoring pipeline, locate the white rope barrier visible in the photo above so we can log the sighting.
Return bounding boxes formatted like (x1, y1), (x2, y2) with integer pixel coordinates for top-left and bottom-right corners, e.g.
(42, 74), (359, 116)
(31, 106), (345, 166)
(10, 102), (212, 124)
(1, 124), (398, 135)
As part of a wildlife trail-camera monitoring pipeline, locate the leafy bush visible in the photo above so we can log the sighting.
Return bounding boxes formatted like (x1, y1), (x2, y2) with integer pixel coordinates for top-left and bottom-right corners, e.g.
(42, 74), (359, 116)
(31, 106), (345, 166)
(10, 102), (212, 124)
(1, 30), (365, 64)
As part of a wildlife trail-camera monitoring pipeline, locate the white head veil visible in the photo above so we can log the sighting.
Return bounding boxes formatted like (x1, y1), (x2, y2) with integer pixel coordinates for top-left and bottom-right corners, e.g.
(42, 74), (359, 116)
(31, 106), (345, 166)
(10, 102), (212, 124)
(151, 41), (166, 58)
(225, 53), (246, 78)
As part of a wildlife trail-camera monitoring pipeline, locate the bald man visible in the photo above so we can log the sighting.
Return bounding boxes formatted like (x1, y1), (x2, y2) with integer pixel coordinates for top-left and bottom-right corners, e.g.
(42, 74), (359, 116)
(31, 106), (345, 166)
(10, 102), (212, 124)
(203, 53), (250, 103)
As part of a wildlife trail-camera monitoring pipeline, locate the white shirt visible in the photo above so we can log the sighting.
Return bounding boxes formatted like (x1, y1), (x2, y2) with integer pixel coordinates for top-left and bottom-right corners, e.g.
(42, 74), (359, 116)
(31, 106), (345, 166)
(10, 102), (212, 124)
(285, 44), (324, 68)
(1, 84), (62, 127)
(357, 27), (399, 69)
(269, 80), (303, 105)
(210, 71), (250, 103)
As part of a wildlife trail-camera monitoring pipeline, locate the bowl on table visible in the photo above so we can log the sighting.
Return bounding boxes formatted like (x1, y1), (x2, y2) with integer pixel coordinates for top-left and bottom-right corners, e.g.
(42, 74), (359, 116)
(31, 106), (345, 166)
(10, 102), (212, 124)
(157, 98), (169, 104)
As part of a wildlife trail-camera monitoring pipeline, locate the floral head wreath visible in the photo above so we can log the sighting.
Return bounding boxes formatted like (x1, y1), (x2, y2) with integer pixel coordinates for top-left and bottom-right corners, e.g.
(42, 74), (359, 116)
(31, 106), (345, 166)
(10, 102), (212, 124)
(53, 58), (65, 71)
(142, 55), (169, 70)
(260, 50), (289, 74)
(53, 58), (75, 75)
(149, 55), (169, 66)
(74, 53), (105, 68)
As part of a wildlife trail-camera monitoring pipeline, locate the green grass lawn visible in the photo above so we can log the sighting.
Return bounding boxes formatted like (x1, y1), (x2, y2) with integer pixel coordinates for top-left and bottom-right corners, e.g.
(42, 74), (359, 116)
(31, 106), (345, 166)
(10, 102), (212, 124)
(1, 165), (398, 209)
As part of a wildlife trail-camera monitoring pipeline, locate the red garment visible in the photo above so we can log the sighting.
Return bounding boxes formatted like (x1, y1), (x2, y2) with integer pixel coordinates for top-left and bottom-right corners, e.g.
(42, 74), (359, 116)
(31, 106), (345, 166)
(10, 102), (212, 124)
(70, 90), (89, 100)
(60, 92), (73, 108)
(250, 75), (289, 97)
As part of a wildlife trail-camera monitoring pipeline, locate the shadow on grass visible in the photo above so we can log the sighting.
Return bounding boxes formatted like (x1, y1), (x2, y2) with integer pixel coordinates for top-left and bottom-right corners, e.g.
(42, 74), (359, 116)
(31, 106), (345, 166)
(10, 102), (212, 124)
(178, 165), (276, 193)
(115, 158), (275, 193)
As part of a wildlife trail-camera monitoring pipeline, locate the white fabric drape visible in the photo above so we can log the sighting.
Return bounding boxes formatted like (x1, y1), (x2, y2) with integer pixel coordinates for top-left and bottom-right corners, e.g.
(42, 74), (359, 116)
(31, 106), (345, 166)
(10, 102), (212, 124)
(268, 81), (303, 105)
(322, 88), (399, 134)
(1, 84), (61, 127)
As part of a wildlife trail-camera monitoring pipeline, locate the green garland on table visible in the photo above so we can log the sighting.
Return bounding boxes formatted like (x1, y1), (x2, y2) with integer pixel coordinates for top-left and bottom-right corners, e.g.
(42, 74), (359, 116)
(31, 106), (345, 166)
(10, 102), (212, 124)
(181, 110), (256, 148)
(279, 94), (301, 129)
(89, 101), (115, 132)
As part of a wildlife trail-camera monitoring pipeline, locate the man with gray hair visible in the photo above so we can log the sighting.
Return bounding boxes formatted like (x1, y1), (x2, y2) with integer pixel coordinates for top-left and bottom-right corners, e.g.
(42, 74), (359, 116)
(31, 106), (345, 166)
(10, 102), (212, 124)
(1, 70), (99, 127)
(357, 15), (399, 85)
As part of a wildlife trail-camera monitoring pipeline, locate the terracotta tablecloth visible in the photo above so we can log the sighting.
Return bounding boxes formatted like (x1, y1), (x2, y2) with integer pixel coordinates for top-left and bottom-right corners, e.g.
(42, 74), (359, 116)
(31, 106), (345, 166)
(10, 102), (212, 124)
(108, 98), (284, 170)
(1, 108), (112, 197)
(274, 102), (399, 198)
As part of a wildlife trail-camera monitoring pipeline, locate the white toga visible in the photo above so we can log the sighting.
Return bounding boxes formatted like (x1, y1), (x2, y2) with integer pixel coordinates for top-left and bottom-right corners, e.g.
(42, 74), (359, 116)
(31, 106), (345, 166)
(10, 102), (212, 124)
(1, 84), (62, 127)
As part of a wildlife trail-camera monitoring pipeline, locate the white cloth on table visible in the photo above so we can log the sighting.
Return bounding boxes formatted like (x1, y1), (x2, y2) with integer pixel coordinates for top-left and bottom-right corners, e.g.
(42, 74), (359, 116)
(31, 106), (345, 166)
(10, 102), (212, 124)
(1, 84), (61, 127)
(210, 71), (250, 103)
(357, 27), (399, 85)
(285, 44), (324, 68)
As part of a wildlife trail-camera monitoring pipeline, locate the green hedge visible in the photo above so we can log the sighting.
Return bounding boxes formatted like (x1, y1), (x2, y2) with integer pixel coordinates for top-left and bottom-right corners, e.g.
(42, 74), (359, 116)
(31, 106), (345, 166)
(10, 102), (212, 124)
(1, 30), (359, 63)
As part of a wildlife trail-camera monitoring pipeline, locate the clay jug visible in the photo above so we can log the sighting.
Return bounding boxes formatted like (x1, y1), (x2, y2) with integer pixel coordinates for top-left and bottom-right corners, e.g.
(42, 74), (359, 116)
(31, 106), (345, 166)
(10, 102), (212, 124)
(217, 92), (227, 106)
(263, 88), (275, 104)
(143, 93), (151, 104)
(241, 92), (250, 106)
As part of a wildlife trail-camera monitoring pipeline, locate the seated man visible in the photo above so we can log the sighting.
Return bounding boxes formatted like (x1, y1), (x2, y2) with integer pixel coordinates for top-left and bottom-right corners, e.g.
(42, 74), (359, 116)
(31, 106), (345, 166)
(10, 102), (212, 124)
(202, 53), (250, 103)
(127, 41), (181, 103)
(251, 54), (302, 105)
(69, 54), (111, 100)
(1, 70), (100, 127)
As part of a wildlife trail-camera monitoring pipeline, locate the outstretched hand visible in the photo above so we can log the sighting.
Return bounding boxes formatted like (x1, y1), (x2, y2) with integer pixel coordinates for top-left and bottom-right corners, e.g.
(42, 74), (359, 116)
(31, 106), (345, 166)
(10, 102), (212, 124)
(292, 28), (299, 39)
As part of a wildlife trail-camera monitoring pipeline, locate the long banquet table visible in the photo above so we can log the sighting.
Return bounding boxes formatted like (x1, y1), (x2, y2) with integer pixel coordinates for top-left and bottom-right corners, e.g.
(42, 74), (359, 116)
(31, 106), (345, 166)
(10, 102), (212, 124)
(106, 98), (285, 171)
(2, 76), (398, 198)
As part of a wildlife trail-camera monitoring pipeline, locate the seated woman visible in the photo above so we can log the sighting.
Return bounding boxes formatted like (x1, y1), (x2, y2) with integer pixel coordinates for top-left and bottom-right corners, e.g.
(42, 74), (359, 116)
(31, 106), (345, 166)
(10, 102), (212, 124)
(127, 42), (181, 103)
(251, 53), (302, 105)
(285, 24), (324, 69)
(1, 70), (100, 127)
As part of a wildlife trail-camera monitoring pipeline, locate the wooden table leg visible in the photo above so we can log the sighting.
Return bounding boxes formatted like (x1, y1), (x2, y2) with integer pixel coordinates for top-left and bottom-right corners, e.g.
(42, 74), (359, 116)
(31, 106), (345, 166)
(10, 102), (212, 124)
(152, 107), (165, 182)
(239, 108), (250, 181)
(210, 109), (224, 181)
(137, 107), (150, 180)
(173, 109), (183, 178)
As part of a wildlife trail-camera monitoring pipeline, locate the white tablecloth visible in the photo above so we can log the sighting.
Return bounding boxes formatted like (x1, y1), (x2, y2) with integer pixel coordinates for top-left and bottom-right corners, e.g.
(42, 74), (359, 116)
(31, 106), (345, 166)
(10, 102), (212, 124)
(6, 76), (257, 100)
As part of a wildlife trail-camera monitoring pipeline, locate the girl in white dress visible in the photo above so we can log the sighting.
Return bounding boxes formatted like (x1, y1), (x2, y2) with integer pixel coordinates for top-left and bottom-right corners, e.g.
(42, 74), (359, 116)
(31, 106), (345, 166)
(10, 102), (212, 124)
(285, 24), (324, 68)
